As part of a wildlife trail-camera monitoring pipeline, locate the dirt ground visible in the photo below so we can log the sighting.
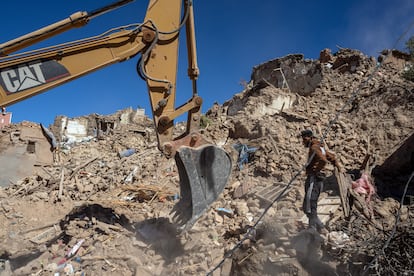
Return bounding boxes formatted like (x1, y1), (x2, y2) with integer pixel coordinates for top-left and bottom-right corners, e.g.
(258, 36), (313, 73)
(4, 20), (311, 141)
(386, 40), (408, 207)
(0, 48), (413, 275)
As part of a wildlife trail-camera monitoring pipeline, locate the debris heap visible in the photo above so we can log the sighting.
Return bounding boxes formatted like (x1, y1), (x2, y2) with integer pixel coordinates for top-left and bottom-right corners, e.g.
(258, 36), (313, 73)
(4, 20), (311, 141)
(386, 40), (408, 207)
(0, 48), (413, 275)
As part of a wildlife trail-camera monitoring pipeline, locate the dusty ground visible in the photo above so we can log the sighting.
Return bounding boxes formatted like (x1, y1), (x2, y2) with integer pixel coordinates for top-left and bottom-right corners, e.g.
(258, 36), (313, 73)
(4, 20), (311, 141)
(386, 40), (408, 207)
(0, 48), (413, 275)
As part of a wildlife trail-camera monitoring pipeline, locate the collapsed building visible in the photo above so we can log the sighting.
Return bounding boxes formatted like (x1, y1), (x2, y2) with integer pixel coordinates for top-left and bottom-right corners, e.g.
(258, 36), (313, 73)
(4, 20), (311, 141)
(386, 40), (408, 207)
(0, 47), (413, 275)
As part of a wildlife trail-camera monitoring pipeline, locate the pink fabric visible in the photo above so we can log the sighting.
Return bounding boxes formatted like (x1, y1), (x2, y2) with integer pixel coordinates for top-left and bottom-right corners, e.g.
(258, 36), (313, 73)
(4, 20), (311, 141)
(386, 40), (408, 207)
(352, 172), (375, 202)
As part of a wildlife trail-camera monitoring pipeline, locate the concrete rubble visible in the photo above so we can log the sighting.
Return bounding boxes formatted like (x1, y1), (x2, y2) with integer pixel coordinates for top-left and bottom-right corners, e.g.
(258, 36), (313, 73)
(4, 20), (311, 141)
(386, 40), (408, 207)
(0, 47), (413, 275)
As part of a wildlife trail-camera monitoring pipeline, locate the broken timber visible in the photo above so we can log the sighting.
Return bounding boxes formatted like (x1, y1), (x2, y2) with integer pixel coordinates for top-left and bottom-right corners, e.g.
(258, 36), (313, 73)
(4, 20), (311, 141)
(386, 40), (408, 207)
(255, 182), (291, 204)
(334, 168), (351, 217)
(300, 195), (341, 226)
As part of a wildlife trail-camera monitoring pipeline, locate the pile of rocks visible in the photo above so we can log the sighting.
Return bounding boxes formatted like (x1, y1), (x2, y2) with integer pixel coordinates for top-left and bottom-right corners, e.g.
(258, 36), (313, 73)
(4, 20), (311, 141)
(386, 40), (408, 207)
(0, 47), (413, 275)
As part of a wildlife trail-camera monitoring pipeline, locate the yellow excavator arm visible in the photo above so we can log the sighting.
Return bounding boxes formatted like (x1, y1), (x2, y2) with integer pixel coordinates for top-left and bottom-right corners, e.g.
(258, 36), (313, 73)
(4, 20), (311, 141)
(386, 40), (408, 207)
(0, 0), (231, 230)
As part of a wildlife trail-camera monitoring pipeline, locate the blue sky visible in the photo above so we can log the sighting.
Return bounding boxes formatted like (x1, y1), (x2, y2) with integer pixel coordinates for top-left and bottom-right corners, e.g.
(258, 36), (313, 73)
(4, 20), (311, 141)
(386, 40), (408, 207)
(1, 0), (413, 126)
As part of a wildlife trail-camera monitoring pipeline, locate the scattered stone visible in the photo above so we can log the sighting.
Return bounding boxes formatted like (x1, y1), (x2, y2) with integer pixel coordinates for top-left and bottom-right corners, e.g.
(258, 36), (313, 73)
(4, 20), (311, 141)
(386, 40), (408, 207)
(0, 47), (413, 275)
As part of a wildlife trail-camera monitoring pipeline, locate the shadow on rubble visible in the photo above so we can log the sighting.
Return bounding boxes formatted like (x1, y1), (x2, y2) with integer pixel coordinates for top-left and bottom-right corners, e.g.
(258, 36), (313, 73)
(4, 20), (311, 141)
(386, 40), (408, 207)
(2, 204), (183, 272)
(133, 217), (184, 263)
(62, 203), (131, 229)
(63, 203), (184, 263)
(291, 229), (337, 276)
(2, 250), (44, 273)
(322, 174), (341, 196)
(4, 204), (127, 271)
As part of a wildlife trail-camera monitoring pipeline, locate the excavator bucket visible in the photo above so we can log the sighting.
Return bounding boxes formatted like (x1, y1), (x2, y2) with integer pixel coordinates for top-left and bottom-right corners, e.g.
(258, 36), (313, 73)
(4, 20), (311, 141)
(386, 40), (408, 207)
(172, 144), (232, 230)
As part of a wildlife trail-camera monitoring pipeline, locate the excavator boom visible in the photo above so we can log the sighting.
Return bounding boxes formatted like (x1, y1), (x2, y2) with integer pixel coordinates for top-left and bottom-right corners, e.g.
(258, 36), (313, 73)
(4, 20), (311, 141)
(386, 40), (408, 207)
(0, 0), (231, 230)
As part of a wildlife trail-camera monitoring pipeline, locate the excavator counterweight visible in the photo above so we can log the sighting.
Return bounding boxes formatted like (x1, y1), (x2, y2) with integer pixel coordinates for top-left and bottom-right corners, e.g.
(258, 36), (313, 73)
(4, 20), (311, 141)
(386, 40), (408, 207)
(0, 0), (232, 230)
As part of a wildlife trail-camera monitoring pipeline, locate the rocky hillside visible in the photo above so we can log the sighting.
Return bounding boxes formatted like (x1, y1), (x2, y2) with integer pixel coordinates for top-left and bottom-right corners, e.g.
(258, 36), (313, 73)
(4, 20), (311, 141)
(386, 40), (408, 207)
(0, 48), (413, 275)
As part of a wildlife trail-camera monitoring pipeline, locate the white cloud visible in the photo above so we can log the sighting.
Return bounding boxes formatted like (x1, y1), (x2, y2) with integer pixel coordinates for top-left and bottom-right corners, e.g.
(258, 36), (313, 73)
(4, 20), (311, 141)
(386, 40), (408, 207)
(345, 0), (414, 56)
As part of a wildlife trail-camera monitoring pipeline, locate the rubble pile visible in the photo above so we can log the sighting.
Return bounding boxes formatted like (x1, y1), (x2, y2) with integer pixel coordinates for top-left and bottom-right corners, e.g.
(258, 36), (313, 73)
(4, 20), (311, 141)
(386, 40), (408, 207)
(330, 197), (414, 275)
(0, 47), (413, 275)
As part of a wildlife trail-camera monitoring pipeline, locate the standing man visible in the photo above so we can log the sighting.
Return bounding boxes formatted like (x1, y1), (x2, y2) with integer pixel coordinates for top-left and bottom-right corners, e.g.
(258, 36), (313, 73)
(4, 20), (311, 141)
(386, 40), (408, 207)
(300, 129), (341, 234)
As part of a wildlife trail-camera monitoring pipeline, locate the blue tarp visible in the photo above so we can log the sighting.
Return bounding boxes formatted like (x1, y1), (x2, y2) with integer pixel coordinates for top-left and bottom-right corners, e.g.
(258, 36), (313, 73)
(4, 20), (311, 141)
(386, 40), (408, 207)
(233, 143), (258, 170)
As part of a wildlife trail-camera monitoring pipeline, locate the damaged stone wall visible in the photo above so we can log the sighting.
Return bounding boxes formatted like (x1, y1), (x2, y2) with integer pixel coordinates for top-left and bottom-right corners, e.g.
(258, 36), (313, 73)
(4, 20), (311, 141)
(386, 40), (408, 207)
(0, 47), (413, 275)
(330, 48), (375, 73)
(49, 107), (149, 144)
(373, 133), (414, 198)
(379, 49), (412, 70)
(0, 122), (54, 187)
(0, 111), (12, 129)
(251, 54), (323, 96)
(225, 84), (298, 118)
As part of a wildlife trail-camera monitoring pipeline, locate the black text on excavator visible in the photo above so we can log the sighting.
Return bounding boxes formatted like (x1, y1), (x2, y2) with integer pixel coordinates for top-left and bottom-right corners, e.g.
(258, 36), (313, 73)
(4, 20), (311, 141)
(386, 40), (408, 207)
(0, 0), (232, 230)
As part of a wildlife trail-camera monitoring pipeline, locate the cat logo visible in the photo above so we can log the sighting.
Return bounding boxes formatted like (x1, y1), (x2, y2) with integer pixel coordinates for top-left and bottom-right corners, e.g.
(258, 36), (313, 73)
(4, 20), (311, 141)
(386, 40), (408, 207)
(0, 59), (70, 94)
